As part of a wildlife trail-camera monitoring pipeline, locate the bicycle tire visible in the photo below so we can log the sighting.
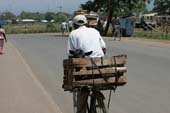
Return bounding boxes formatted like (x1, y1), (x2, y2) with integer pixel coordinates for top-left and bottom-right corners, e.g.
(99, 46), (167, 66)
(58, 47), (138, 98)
(73, 90), (78, 113)
(117, 32), (122, 41)
(89, 90), (108, 113)
(96, 97), (108, 113)
(112, 31), (117, 40)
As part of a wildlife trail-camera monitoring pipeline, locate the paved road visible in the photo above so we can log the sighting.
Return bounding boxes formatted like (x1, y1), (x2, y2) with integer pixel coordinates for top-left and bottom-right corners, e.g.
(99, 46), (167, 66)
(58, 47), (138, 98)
(0, 35), (62, 113)
(8, 34), (170, 113)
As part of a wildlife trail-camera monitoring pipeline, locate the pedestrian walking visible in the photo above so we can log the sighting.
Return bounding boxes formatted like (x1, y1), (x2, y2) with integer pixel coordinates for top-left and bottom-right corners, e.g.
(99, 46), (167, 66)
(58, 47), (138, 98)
(0, 25), (7, 54)
(68, 19), (73, 32)
(61, 20), (67, 36)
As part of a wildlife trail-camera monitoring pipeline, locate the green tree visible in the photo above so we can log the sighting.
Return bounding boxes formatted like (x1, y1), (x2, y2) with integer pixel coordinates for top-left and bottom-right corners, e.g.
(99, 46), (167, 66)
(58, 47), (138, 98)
(153, 0), (170, 14)
(19, 11), (45, 20)
(45, 12), (55, 22)
(0, 11), (16, 20)
(81, 0), (151, 35)
(81, 1), (95, 11)
(54, 12), (71, 23)
(81, 0), (106, 12)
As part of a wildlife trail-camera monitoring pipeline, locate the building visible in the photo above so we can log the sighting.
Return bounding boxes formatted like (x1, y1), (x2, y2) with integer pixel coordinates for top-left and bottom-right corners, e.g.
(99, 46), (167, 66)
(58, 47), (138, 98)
(0, 19), (7, 25)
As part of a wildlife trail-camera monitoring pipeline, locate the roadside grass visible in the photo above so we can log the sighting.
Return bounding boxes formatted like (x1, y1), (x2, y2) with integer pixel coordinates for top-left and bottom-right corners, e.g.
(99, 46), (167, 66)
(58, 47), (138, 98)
(4, 23), (170, 41)
(4, 23), (62, 34)
(104, 25), (170, 41)
(133, 28), (170, 40)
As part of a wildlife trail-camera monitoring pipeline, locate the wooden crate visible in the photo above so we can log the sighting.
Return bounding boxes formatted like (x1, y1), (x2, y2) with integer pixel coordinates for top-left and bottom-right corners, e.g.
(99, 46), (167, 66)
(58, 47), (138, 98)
(62, 54), (127, 91)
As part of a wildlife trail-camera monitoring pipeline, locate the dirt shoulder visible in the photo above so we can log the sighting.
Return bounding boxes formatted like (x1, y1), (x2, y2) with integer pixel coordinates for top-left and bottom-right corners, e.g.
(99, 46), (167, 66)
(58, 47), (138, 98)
(104, 36), (170, 47)
(123, 37), (170, 47)
(0, 42), (62, 113)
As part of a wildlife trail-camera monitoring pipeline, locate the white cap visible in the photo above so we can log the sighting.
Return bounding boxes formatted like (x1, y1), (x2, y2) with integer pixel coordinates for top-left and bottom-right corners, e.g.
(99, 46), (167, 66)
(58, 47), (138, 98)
(73, 15), (87, 25)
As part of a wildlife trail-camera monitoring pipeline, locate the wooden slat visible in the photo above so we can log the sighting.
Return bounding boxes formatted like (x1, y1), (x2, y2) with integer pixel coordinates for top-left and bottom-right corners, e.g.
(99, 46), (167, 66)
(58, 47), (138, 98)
(64, 59), (73, 86)
(62, 55), (127, 91)
(62, 85), (73, 91)
(73, 67), (127, 76)
(63, 59), (72, 68)
(63, 55), (127, 68)
(63, 76), (127, 91)
(73, 76), (127, 86)
(72, 55), (126, 67)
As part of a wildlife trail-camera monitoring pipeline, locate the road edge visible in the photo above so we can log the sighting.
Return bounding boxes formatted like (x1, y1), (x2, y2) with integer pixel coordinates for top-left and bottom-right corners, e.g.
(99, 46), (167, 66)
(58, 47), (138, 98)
(8, 41), (63, 113)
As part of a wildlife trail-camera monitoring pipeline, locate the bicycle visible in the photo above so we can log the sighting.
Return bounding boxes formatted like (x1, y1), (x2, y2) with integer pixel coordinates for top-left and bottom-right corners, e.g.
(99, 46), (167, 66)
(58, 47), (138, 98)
(69, 50), (108, 113)
(73, 85), (109, 113)
(112, 25), (122, 41)
(63, 50), (127, 113)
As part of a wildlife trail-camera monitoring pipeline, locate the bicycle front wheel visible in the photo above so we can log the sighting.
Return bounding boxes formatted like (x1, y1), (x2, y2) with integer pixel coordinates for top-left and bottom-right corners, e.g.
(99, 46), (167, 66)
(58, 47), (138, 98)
(90, 91), (108, 113)
(96, 95), (108, 113)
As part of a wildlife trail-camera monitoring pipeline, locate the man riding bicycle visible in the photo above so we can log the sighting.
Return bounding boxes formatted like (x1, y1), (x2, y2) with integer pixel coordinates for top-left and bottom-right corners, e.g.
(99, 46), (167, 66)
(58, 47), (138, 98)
(67, 14), (107, 113)
(111, 17), (121, 40)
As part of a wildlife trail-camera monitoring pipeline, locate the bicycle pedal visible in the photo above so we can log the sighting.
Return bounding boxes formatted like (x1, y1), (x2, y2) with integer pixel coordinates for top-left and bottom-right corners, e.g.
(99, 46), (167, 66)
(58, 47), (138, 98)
(96, 104), (102, 108)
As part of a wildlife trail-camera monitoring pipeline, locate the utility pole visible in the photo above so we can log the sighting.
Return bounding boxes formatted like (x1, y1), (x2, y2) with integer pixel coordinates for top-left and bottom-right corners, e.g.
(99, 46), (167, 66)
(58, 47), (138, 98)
(58, 5), (64, 22)
(58, 6), (62, 13)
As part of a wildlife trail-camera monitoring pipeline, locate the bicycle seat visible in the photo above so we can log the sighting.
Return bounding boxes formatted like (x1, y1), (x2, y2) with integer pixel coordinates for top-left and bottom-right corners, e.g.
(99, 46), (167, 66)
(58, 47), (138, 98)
(69, 49), (93, 58)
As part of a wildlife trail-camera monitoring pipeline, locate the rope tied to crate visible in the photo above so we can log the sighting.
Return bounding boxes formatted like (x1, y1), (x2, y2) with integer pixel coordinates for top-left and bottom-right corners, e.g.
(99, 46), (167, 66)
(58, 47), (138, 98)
(90, 56), (121, 109)
(113, 56), (120, 91)
(108, 56), (121, 108)
(90, 57), (108, 84)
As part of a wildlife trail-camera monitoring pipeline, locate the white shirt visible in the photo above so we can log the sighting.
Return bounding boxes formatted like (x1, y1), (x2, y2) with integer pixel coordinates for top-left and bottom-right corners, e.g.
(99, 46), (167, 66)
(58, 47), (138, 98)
(67, 26), (106, 57)
(68, 20), (73, 27)
(61, 22), (67, 29)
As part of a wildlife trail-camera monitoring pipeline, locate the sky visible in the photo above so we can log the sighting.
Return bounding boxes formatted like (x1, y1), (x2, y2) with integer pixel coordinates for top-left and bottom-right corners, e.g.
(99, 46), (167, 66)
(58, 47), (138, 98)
(146, 0), (154, 11)
(0, 0), (154, 15)
(0, 0), (89, 15)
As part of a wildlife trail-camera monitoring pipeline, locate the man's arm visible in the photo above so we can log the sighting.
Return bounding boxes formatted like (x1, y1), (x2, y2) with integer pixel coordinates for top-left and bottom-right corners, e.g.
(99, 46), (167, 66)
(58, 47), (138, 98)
(67, 34), (76, 56)
(99, 35), (106, 54)
(102, 48), (106, 55)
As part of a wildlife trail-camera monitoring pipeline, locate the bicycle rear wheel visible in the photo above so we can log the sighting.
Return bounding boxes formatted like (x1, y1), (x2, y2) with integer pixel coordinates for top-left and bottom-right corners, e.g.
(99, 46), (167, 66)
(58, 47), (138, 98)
(73, 90), (78, 113)
(117, 32), (122, 41)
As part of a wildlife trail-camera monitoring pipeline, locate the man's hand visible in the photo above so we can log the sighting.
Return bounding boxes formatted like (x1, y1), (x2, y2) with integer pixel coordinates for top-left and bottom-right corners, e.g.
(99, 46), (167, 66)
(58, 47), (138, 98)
(102, 48), (106, 55)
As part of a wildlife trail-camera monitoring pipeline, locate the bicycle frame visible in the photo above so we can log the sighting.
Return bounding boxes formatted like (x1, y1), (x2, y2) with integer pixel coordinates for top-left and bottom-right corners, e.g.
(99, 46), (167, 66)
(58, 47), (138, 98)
(112, 25), (122, 41)
(73, 86), (108, 113)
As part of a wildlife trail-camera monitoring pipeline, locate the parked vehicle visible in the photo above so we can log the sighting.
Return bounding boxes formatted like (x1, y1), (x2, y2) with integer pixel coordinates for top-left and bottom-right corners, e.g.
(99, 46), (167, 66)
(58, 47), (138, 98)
(141, 13), (158, 27)
(74, 9), (99, 28)
(156, 15), (170, 26)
